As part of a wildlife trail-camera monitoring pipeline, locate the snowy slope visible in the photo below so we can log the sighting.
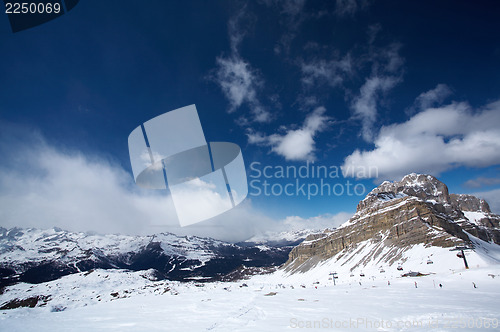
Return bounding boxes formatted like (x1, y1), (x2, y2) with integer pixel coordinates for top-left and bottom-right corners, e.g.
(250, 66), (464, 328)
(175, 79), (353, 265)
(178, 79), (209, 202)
(284, 173), (500, 279)
(272, 233), (500, 286)
(2, 172), (500, 330)
(1, 264), (499, 331)
(0, 227), (226, 265)
(0, 227), (292, 286)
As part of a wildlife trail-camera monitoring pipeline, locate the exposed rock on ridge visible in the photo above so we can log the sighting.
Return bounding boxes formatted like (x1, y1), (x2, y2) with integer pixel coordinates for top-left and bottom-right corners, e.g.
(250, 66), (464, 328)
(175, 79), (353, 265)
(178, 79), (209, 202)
(283, 173), (500, 273)
(450, 193), (491, 213)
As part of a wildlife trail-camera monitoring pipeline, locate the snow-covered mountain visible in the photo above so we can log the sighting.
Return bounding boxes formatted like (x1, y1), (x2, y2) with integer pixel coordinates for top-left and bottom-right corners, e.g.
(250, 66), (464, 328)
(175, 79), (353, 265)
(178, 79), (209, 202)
(0, 228), (293, 287)
(2, 173), (500, 331)
(244, 228), (325, 246)
(283, 173), (500, 277)
(2, 255), (500, 331)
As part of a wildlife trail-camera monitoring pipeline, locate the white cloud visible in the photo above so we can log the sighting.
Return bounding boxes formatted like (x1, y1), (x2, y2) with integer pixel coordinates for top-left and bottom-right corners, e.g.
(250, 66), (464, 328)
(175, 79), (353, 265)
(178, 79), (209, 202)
(407, 83), (452, 115)
(335, 0), (370, 17)
(227, 7), (248, 54)
(277, 0), (306, 17)
(0, 125), (277, 241)
(212, 8), (271, 123)
(272, 0), (307, 55)
(473, 188), (500, 214)
(281, 212), (353, 231)
(0, 126), (180, 234)
(214, 56), (264, 115)
(0, 124), (353, 242)
(351, 42), (404, 142)
(248, 211), (354, 242)
(297, 32), (403, 144)
(271, 129), (316, 161)
(464, 177), (500, 188)
(351, 76), (400, 142)
(301, 55), (352, 88)
(169, 176), (236, 227)
(342, 100), (500, 180)
(376, 42), (404, 74)
(247, 107), (330, 161)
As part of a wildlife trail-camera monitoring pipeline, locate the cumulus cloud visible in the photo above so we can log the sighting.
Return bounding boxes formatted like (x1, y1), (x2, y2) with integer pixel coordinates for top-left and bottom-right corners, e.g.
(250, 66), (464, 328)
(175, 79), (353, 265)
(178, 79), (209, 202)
(212, 8), (271, 123)
(407, 83), (452, 115)
(0, 123), (350, 242)
(0, 127), (174, 236)
(342, 100), (500, 180)
(247, 107), (331, 161)
(0, 124), (272, 241)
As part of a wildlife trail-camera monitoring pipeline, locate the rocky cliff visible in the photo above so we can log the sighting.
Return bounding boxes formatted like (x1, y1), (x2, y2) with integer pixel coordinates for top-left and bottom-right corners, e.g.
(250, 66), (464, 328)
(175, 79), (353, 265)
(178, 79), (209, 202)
(283, 173), (500, 273)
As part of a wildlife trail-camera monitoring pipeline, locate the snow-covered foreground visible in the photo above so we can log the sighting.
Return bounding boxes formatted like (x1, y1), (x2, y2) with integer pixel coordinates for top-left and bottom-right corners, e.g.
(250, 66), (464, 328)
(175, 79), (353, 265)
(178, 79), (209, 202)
(1, 265), (499, 331)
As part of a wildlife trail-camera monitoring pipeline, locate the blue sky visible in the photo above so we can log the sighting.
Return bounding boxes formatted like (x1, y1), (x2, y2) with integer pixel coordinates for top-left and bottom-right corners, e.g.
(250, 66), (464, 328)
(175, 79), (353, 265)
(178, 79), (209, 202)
(1, 1), (500, 240)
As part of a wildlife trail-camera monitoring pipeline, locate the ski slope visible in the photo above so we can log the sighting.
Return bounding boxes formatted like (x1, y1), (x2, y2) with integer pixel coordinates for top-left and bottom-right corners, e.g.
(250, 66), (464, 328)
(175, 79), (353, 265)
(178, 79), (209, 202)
(1, 263), (499, 331)
(2, 226), (500, 331)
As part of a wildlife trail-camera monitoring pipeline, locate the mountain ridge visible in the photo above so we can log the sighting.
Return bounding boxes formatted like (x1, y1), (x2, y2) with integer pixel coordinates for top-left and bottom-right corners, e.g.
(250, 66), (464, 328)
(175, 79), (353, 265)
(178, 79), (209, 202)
(0, 227), (294, 288)
(283, 173), (500, 274)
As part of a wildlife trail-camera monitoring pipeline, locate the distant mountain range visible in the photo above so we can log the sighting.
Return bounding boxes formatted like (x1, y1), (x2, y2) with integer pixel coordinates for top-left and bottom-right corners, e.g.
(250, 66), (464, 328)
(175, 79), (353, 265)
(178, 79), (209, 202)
(0, 228), (303, 288)
(2, 173), (500, 292)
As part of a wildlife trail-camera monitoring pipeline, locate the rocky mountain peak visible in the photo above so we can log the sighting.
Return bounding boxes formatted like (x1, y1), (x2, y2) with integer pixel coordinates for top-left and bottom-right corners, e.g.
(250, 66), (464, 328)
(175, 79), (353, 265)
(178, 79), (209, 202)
(284, 173), (500, 274)
(357, 173), (450, 213)
(450, 194), (491, 213)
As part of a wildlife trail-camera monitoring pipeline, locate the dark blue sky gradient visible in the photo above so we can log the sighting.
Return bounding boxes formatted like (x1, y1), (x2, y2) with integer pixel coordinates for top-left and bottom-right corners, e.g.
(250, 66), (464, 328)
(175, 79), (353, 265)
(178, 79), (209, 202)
(1, 0), (500, 219)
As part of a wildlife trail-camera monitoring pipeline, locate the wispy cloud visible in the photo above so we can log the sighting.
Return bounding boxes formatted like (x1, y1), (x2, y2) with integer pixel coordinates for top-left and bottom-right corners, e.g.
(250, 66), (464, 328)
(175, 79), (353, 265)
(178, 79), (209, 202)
(227, 7), (248, 54)
(265, 0), (307, 55)
(212, 7), (271, 123)
(297, 26), (404, 142)
(474, 188), (500, 214)
(214, 56), (270, 123)
(343, 100), (500, 180)
(351, 41), (404, 142)
(334, 0), (370, 17)
(464, 176), (500, 188)
(247, 107), (331, 161)
(407, 83), (453, 115)
(351, 76), (400, 142)
(301, 54), (352, 88)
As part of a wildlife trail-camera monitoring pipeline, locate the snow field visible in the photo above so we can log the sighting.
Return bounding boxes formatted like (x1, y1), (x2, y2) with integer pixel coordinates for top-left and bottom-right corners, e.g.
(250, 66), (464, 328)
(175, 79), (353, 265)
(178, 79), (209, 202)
(1, 264), (499, 332)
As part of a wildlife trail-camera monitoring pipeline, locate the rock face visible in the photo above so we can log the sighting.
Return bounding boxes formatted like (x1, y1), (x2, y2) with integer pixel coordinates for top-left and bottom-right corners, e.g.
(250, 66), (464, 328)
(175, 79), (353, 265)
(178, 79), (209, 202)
(283, 173), (500, 273)
(450, 194), (491, 213)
